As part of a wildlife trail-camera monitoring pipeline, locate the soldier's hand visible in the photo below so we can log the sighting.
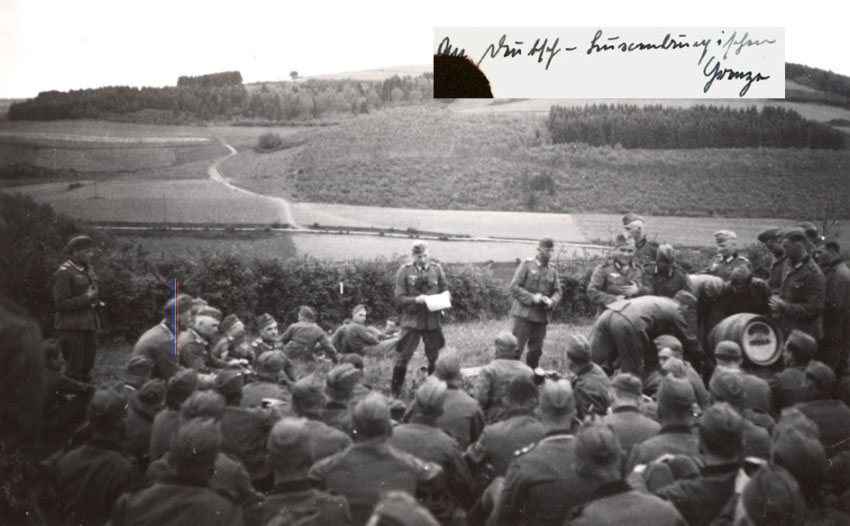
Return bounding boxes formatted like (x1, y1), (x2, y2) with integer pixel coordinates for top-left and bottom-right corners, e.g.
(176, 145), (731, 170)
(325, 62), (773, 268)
(415, 294), (427, 304)
(620, 283), (639, 296)
(533, 293), (543, 304)
(85, 286), (98, 300)
(541, 296), (552, 307)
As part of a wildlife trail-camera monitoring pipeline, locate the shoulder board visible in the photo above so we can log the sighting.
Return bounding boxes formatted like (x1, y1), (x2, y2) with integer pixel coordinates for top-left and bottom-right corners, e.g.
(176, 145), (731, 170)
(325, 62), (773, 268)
(513, 441), (538, 457)
(738, 255), (750, 261)
(539, 434), (574, 446)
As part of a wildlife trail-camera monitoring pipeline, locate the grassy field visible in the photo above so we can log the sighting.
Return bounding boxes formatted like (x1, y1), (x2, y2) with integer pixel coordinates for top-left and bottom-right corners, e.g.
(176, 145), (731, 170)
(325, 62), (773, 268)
(92, 319), (593, 399)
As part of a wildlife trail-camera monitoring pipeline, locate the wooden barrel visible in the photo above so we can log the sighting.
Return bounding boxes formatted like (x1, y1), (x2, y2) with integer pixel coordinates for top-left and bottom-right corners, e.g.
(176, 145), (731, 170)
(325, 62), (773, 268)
(707, 313), (784, 366)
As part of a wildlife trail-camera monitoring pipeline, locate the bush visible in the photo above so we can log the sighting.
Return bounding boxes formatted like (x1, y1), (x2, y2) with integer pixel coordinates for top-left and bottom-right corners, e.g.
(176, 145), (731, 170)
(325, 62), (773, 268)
(255, 132), (283, 153)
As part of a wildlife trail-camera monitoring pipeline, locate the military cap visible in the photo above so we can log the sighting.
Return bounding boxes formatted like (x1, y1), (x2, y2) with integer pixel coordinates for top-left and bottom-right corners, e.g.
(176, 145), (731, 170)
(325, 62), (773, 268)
(194, 306), (222, 320)
(565, 334), (591, 362)
(805, 360), (835, 392)
(777, 407), (821, 440)
(613, 232), (634, 249)
(370, 490), (441, 526)
(255, 313), (275, 329)
(256, 350), (287, 374)
(538, 378), (574, 416)
(673, 290), (697, 308)
(699, 402), (744, 457)
(621, 212), (645, 226)
(714, 230), (737, 243)
(741, 465), (805, 526)
(657, 376), (696, 411)
(772, 426), (827, 488)
(167, 368), (199, 399)
(326, 363), (361, 395)
(730, 265), (752, 284)
(714, 340), (743, 360)
(434, 350), (461, 382)
(291, 374), (326, 408)
(506, 375), (538, 405)
(169, 418), (221, 473)
(575, 423), (621, 468)
(653, 334), (683, 354)
(611, 373), (642, 397)
(796, 221), (819, 238)
(220, 314), (241, 333)
(656, 244), (675, 264)
(785, 329), (817, 359)
(494, 331), (517, 357)
(781, 227), (807, 242)
(213, 368), (244, 398)
(415, 376), (448, 411)
(757, 227), (782, 244)
(709, 368), (746, 409)
(125, 355), (154, 376)
(352, 392), (392, 433)
(180, 390), (226, 420)
(65, 235), (95, 253)
(538, 237), (554, 249)
(88, 389), (129, 424)
(351, 304), (367, 316)
(137, 378), (166, 407)
(298, 305), (316, 321)
(661, 357), (688, 379)
(412, 240), (429, 255)
(267, 417), (312, 461)
(162, 294), (194, 318)
(339, 353), (364, 370)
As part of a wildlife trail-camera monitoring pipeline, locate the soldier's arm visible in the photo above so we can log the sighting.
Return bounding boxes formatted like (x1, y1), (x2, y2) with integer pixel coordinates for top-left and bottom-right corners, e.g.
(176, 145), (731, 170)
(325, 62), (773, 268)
(464, 429), (490, 466)
(495, 459), (526, 525)
(470, 407), (485, 444)
(633, 268), (652, 297)
(53, 270), (91, 312)
(307, 454), (336, 487)
(437, 264), (448, 294)
(509, 261), (535, 305)
(353, 324), (380, 347)
(318, 332), (339, 362)
(672, 313), (704, 365)
(781, 271), (826, 321)
(549, 268), (563, 304)
(279, 324), (295, 344)
(587, 265), (618, 307)
(395, 267), (418, 308)
(153, 341), (181, 380)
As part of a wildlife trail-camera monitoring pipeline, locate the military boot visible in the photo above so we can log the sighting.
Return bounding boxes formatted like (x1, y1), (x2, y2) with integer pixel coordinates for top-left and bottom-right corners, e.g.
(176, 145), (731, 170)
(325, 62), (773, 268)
(391, 366), (407, 397)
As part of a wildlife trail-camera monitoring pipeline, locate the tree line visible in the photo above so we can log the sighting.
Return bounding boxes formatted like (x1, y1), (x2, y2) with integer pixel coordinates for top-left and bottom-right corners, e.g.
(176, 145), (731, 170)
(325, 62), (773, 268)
(547, 104), (845, 149)
(7, 73), (434, 123)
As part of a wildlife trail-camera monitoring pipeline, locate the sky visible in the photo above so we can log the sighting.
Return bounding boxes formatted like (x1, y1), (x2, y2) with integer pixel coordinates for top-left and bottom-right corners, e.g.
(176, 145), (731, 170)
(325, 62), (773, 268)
(0, 0), (846, 98)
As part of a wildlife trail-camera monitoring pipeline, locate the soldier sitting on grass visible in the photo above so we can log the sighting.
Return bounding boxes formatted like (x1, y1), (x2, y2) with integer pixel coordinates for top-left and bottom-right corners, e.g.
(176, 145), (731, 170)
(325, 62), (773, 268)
(280, 306), (339, 366)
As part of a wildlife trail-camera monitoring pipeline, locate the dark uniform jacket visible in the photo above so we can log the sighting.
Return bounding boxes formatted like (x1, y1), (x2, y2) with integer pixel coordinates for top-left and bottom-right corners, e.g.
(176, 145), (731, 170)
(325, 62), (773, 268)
(245, 480), (351, 526)
(768, 256), (786, 292)
(388, 420), (476, 512)
(280, 321), (338, 362)
(643, 263), (691, 299)
(634, 237), (661, 267)
(438, 385), (485, 450)
(795, 399), (850, 459)
(148, 408), (180, 461)
(43, 367), (91, 421)
(321, 400), (354, 435)
(53, 258), (99, 331)
(654, 462), (740, 526)
(343, 321), (381, 352)
(146, 451), (259, 506)
(54, 438), (139, 526)
(739, 371), (773, 415)
(573, 362), (612, 419)
(567, 480), (686, 526)
(465, 410), (545, 477)
(251, 336), (284, 360)
(473, 358), (534, 418)
(768, 365), (808, 411)
(241, 378), (292, 410)
(178, 329), (225, 372)
(395, 260), (448, 331)
(510, 257), (563, 323)
(778, 256), (826, 340)
(497, 430), (591, 526)
(821, 261), (850, 365)
(308, 437), (445, 526)
(301, 414), (352, 462)
(110, 475), (245, 526)
(131, 322), (181, 380)
(220, 405), (276, 483)
(122, 399), (158, 466)
(599, 406), (661, 456)
(705, 252), (751, 281)
(588, 259), (649, 309)
(707, 279), (772, 332)
(626, 423), (700, 472)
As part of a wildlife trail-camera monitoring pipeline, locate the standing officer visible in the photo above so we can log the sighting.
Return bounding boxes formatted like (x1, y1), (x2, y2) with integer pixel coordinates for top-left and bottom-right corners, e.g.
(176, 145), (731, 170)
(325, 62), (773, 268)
(53, 235), (101, 381)
(706, 230), (751, 280)
(392, 240), (449, 397)
(757, 227), (786, 291)
(769, 227), (825, 341)
(588, 233), (648, 311)
(510, 237), (563, 368)
(623, 212), (660, 266)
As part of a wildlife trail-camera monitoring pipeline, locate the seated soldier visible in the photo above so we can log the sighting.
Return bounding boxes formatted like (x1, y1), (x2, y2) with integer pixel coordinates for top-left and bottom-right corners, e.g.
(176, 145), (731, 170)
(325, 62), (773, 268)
(122, 378), (165, 471)
(290, 375), (352, 462)
(148, 369), (198, 461)
(211, 314), (254, 363)
(245, 418), (351, 526)
(336, 305), (398, 357)
(321, 363), (360, 434)
(651, 335), (708, 408)
(130, 294), (193, 380)
(280, 306), (339, 364)
(599, 373), (661, 457)
(339, 353), (372, 405)
(713, 341), (773, 416)
(241, 351), (294, 410)
(251, 313), (284, 359)
(708, 369), (771, 459)
(770, 330), (817, 411)
(110, 419), (244, 526)
(473, 331), (534, 422)
(794, 361), (850, 459)
(42, 337), (95, 445)
(433, 350), (485, 450)
(642, 244), (692, 299)
(566, 334), (611, 420)
(178, 305), (226, 373)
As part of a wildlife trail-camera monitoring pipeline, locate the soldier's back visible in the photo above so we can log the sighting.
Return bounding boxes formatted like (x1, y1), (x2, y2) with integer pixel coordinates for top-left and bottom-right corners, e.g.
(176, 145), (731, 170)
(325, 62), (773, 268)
(241, 380), (291, 409)
(245, 484), (351, 526)
(600, 407), (661, 456)
(795, 399), (850, 458)
(627, 425), (699, 471)
(769, 366), (808, 411)
(219, 406), (274, 483)
(467, 413), (545, 476)
(110, 480), (244, 526)
(567, 483), (686, 526)
(438, 386), (484, 450)
(148, 408), (180, 461)
(303, 418), (352, 461)
(146, 451), (259, 505)
(740, 372), (772, 414)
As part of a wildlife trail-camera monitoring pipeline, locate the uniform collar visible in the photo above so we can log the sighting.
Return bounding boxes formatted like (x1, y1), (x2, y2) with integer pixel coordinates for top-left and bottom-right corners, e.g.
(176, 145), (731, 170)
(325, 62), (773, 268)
(613, 260), (632, 271)
(158, 321), (176, 337)
(190, 329), (208, 345)
(612, 405), (641, 414)
(542, 428), (574, 440)
(723, 252), (739, 264)
(535, 257), (550, 268)
(414, 261), (431, 271)
(65, 258), (86, 272)
(659, 422), (693, 435)
(635, 237), (646, 249)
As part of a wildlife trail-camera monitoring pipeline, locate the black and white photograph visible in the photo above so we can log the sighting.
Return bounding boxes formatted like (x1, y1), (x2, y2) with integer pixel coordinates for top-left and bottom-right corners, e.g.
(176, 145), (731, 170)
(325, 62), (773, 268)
(1, 1), (849, 525)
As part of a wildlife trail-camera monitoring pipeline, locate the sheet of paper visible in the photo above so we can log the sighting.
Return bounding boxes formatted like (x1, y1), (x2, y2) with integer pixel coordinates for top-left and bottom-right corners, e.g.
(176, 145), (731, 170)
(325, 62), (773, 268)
(425, 290), (452, 312)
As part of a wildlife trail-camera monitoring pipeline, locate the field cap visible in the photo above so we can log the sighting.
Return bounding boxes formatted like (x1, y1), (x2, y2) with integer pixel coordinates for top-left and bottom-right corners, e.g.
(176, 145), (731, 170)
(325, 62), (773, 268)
(434, 350), (461, 382)
(256, 313), (276, 329)
(714, 230), (737, 243)
(614, 232), (634, 249)
(565, 334), (591, 362)
(415, 376), (448, 412)
(657, 376), (695, 411)
(125, 355), (154, 377)
(661, 357), (687, 379)
(291, 374), (326, 408)
(298, 306), (316, 321)
(709, 368), (746, 409)
(195, 306), (222, 320)
(772, 426), (827, 488)
(699, 402), (743, 457)
(412, 240), (428, 255)
(575, 423), (621, 468)
(339, 353), (364, 370)
(180, 391), (226, 420)
(656, 244), (675, 264)
(796, 221), (819, 238)
(742, 465), (805, 526)
(162, 294), (194, 318)
(611, 373), (642, 397)
(805, 361), (835, 392)
(538, 378), (574, 416)
(65, 235), (95, 253)
(256, 351), (287, 375)
(730, 266), (752, 285)
(714, 341), (742, 360)
(326, 363), (361, 396)
(169, 418), (220, 473)
(757, 227), (781, 243)
(621, 212), (645, 226)
(352, 392), (391, 432)
(220, 314), (241, 333)
(351, 304), (367, 316)
(782, 227), (807, 242)
(267, 417), (312, 461)
(494, 331), (517, 357)
(538, 237), (554, 249)
(137, 378), (166, 407)
(777, 407), (820, 440)
(167, 369), (199, 400)
(213, 369), (243, 398)
(654, 335), (683, 354)
(88, 389), (129, 423)
(785, 330), (817, 359)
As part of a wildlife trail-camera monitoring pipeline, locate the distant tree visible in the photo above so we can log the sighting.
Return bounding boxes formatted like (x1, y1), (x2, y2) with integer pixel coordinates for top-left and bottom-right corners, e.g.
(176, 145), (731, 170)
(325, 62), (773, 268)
(290, 71), (299, 81)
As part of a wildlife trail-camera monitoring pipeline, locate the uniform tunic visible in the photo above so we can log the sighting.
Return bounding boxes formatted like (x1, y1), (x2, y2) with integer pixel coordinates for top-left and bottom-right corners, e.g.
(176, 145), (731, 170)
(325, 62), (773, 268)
(626, 423), (700, 472)
(146, 451), (259, 505)
(820, 261), (850, 371)
(510, 257), (563, 368)
(245, 479), (351, 526)
(777, 256), (826, 340)
(795, 399), (850, 458)
(280, 322), (338, 362)
(654, 462), (740, 526)
(573, 362), (612, 419)
(473, 358), (534, 421)
(768, 365), (809, 411)
(437, 385), (485, 450)
(588, 259), (648, 309)
(465, 410), (545, 477)
(53, 258), (100, 380)
(705, 252), (751, 281)
(643, 263), (692, 299)
(599, 406), (661, 456)
(131, 322), (181, 380)
(148, 408), (180, 461)
(634, 237), (661, 267)
(567, 480), (686, 526)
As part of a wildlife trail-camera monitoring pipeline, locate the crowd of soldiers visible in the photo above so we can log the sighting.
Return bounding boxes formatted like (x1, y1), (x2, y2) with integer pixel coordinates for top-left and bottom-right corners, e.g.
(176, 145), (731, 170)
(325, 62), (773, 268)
(1, 215), (849, 526)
